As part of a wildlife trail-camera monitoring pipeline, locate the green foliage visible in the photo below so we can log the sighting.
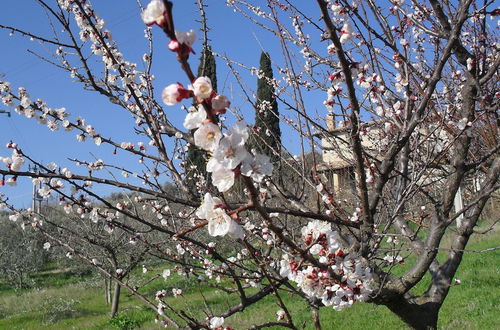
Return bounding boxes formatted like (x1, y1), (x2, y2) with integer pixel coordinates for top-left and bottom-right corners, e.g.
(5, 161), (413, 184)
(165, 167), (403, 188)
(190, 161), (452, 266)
(185, 144), (208, 195)
(252, 51), (281, 162)
(109, 310), (151, 330)
(197, 45), (217, 91)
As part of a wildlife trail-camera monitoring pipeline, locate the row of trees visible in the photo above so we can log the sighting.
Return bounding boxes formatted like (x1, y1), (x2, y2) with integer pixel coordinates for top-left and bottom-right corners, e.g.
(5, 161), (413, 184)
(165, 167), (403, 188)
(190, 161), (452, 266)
(0, 192), (149, 318)
(0, 0), (498, 329)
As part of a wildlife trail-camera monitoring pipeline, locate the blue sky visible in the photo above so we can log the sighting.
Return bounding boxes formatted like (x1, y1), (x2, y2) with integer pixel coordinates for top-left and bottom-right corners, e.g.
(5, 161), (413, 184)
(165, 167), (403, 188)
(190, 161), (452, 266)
(0, 1), (324, 208)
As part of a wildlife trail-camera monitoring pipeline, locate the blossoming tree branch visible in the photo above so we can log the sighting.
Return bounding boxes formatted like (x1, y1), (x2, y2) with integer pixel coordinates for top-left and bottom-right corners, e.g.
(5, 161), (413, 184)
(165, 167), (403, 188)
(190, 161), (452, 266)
(0, 0), (498, 329)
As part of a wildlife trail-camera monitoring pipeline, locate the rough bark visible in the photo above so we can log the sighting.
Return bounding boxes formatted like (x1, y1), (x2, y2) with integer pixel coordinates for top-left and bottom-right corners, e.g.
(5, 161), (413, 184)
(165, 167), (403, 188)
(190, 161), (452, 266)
(110, 281), (121, 318)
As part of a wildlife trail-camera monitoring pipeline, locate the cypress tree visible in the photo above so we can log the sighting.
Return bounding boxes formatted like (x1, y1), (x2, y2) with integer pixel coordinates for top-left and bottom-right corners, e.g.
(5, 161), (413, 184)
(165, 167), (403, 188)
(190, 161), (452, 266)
(253, 52), (281, 162)
(185, 45), (217, 194)
(197, 45), (217, 91)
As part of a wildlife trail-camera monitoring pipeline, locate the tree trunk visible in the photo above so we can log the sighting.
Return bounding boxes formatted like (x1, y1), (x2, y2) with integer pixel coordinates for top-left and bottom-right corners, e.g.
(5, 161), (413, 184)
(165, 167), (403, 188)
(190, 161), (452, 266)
(385, 296), (440, 330)
(104, 278), (110, 305)
(311, 305), (321, 330)
(108, 279), (113, 304)
(110, 281), (121, 318)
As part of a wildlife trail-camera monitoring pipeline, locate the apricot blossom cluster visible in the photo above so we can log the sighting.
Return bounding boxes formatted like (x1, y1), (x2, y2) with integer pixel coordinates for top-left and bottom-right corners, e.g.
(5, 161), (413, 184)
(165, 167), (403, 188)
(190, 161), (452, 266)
(162, 76), (273, 194)
(280, 220), (373, 311)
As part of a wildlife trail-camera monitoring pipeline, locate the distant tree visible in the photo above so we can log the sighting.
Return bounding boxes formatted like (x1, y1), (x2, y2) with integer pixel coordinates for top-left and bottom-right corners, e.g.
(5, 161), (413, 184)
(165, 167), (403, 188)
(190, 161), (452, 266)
(252, 52), (281, 163)
(40, 194), (154, 318)
(197, 45), (217, 91)
(0, 212), (47, 289)
(185, 45), (217, 195)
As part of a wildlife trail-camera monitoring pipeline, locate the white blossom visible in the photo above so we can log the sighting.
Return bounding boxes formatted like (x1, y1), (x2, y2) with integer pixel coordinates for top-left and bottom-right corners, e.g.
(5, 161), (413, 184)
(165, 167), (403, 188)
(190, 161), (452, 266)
(190, 76), (213, 100)
(276, 309), (286, 321)
(196, 193), (243, 238)
(162, 269), (171, 279)
(141, 0), (166, 26)
(211, 134), (250, 170)
(194, 122), (222, 151)
(209, 163), (235, 192)
(209, 316), (224, 329)
(339, 21), (353, 43)
(175, 29), (196, 47)
(211, 94), (230, 112)
(183, 105), (207, 130)
(240, 154), (273, 183)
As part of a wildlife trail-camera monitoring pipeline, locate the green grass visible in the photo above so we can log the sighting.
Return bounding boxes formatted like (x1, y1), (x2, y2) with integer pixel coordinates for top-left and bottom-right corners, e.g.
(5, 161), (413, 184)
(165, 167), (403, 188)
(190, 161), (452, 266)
(0, 277), (160, 330)
(436, 232), (500, 330)
(0, 230), (498, 329)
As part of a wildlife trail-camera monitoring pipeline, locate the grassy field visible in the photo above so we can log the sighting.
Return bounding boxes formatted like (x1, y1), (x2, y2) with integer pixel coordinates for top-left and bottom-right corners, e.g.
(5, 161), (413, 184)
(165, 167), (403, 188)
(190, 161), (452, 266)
(0, 230), (498, 330)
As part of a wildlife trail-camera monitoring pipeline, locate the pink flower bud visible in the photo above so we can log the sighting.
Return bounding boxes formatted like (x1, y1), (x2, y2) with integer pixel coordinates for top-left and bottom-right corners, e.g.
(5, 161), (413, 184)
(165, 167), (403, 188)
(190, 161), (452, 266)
(162, 83), (191, 106)
(168, 40), (180, 52)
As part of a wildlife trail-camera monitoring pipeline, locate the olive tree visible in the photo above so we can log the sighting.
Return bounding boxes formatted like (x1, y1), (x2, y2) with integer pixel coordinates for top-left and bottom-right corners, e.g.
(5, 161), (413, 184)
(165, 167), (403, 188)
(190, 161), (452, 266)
(0, 212), (47, 289)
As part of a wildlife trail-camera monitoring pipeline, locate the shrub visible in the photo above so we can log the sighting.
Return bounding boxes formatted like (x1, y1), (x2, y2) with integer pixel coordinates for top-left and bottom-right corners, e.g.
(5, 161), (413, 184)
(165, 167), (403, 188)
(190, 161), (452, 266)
(40, 297), (80, 325)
